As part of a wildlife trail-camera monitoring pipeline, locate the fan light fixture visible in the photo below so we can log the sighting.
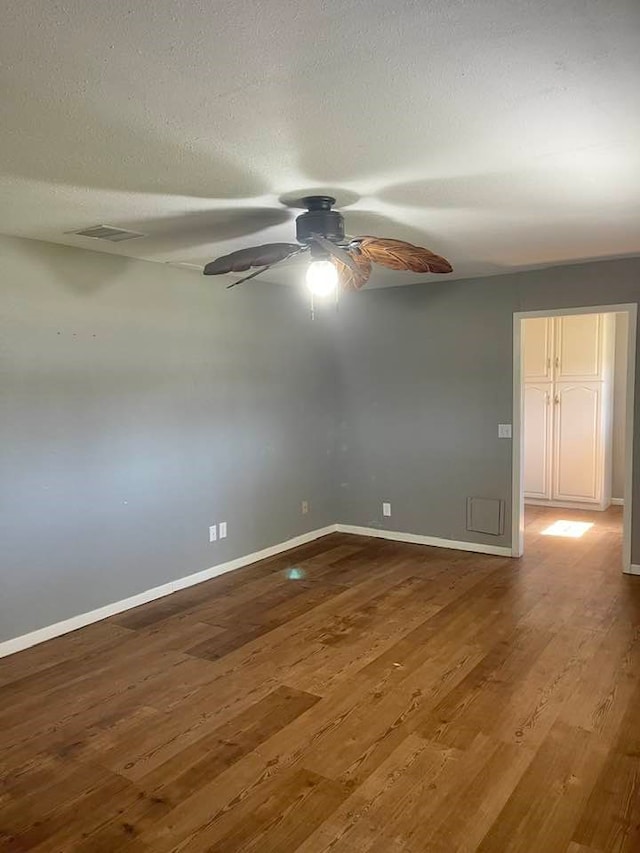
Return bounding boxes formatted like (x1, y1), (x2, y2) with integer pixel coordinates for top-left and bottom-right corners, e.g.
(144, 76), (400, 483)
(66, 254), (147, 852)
(305, 260), (338, 297)
(202, 195), (453, 301)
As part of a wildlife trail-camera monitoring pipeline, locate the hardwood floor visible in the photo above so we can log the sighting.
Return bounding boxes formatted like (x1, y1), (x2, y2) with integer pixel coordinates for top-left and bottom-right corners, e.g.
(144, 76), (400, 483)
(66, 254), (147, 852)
(1, 507), (638, 851)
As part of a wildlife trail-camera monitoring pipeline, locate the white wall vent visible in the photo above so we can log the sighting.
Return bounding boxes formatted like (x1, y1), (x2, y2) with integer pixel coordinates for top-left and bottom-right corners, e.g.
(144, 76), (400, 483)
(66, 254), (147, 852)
(70, 225), (145, 242)
(466, 497), (505, 536)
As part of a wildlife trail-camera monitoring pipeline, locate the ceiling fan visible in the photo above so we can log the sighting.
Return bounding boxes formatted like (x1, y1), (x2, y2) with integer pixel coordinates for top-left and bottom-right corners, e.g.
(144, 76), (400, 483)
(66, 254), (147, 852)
(202, 196), (453, 295)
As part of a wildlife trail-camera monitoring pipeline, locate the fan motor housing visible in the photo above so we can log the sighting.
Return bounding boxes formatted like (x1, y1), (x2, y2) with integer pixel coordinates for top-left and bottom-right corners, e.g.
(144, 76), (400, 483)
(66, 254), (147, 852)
(295, 196), (345, 244)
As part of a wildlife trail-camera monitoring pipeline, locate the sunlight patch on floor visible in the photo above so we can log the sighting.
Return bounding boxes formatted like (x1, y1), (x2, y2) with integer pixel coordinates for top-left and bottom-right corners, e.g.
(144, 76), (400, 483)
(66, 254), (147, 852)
(541, 520), (594, 538)
(284, 567), (306, 580)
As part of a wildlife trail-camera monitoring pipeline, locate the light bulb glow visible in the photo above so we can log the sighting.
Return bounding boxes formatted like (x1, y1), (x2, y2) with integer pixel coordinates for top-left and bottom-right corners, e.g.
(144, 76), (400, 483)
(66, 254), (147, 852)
(306, 260), (338, 296)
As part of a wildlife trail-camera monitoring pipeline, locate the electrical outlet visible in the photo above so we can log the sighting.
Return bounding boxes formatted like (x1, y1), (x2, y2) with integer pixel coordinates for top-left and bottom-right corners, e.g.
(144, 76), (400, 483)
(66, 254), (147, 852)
(383, 502), (391, 517)
(209, 524), (217, 542)
(301, 500), (309, 515)
(219, 521), (227, 539)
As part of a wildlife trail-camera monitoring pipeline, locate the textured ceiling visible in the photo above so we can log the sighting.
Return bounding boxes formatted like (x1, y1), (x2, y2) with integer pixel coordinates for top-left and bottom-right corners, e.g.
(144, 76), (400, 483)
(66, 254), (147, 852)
(1, 0), (639, 287)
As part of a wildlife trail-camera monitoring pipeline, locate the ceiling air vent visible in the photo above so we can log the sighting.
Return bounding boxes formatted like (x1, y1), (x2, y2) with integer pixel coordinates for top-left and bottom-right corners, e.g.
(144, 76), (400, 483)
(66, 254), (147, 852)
(71, 225), (145, 242)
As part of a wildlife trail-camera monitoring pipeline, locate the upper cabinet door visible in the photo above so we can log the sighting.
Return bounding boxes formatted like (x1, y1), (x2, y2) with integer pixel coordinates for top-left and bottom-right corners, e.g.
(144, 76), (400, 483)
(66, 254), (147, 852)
(523, 317), (552, 382)
(555, 314), (604, 381)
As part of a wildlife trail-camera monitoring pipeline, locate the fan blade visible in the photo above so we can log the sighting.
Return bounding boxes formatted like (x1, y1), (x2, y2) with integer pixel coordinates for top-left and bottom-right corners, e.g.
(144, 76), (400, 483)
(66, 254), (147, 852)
(334, 250), (372, 291)
(226, 266), (272, 289)
(354, 237), (453, 274)
(203, 243), (301, 275)
(309, 234), (360, 274)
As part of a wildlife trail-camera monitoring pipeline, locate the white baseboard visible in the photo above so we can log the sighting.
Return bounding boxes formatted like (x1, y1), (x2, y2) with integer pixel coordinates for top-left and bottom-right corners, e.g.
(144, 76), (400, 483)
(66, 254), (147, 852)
(0, 525), (337, 659)
(610, 498), (624, 506)
(336, 524), (513, 557)
(626, 564), (640, 576)
(525, 498), (610, 511)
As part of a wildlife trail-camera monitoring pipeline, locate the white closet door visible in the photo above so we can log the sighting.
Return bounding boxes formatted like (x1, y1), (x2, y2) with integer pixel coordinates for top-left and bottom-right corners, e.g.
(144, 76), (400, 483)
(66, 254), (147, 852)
(552, 382), (601, 503)
(523, 317), (552, 381)
(523, 383), (552, 499)
(555, 314), (603, 381)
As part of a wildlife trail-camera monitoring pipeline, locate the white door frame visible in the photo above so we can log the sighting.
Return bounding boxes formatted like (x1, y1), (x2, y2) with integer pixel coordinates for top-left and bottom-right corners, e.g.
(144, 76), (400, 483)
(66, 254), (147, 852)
(512, 303), (637, 572)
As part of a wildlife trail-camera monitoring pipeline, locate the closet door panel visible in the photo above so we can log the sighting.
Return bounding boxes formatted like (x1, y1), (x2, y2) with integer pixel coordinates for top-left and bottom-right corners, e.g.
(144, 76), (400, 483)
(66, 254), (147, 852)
(555, 314), (603, 381)
(552, 382), (601, 503)
(523, 384), (552, 499)
(523, 317), (552, 382)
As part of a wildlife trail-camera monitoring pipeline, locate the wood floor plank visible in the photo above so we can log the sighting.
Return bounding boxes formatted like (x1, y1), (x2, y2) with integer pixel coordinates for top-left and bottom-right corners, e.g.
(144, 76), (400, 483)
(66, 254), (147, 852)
(0, 621), (132, 689)
(207, 769), (346, 853)
(1, 764), (137, 852)
(67, 687), (321, 849)
(295, 734), (458, 853)
(572, 750), (640, 853)
(138, 684), (319, 794)
(475, 721), (609, 853)
(185, 580), (348, 661)
(1, 506), (639, 852)
(360, 734), (526, 853)
(416, 739), (536, 852)
(571, 680), (640, 852)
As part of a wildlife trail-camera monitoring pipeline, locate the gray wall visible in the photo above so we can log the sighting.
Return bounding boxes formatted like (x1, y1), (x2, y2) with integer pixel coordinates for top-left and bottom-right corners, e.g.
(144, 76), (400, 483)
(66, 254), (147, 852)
(613, 312), (629, 500)
(0, 235), (339, 642)
(333, 258), (640, 559)
(2, 238), (639, 645)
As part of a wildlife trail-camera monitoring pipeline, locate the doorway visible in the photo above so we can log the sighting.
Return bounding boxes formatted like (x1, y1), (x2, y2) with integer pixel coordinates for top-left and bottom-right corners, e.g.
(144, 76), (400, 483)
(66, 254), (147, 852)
(512, 304), (637, 572)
